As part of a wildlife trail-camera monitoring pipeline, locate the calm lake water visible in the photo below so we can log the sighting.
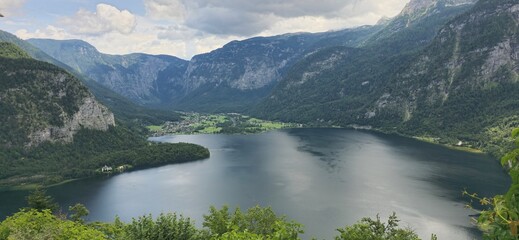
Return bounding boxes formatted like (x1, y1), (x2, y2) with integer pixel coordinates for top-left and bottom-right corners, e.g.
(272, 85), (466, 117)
(0, 129), (510, 239)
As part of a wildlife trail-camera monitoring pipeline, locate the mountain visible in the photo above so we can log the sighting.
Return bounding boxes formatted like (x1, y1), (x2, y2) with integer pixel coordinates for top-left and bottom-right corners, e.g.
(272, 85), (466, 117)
(0, 30), (181, 124)
(176, 26), (381, 112)
(363, 0), (477, 52)
(0, 42), (114, 147)
(28, 26), (382, 112)
(0, 43), (208, 187)
(0, 30), (66, 68)
(27, 39), (189, 106)
(255, 0), (518, 154)
(253, 0), (476, 122)
(369, 0), (519, 152)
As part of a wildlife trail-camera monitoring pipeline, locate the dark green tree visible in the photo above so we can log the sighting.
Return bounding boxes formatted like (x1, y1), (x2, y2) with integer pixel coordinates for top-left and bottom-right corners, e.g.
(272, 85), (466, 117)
(25, 187), (59, 213)
(69, 203), (89, 223)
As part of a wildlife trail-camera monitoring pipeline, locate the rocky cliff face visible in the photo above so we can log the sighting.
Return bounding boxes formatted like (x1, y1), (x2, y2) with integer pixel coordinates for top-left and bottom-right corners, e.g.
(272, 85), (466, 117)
(181, 35), (313, 92)
(175, 26), (381, 111)
(28, 26), (380, 111)
(0, 43), (115, 147)
(30, 96), (115, 146)
(373, 0), (519, 122)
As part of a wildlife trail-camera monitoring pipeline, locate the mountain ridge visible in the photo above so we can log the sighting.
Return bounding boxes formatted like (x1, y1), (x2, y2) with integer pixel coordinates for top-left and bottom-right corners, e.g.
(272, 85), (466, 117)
(27, 38), (189, 106)
(27, 25), (383, 111)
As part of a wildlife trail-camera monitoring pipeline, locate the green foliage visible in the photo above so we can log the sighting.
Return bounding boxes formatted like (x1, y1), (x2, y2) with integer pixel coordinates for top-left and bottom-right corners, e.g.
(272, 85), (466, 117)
(335, 213), (420, 240)
(0, 42), (30, 59)
(25, 187), (59, 213)
(0, 125), (209, 187)
(203, 205), (304, 239)
(0, 202), (440, 240)
(121, 213), (206, 240)
(0, 209), (106, 240)
(468, 128), (519, 239)
(69, 203), (89, 224)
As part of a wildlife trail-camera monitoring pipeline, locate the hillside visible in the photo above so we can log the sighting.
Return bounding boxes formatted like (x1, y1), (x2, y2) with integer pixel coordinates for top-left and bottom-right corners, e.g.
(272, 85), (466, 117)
(0, 42), (114, 147)
(0, 43), (209, 187)
(255, 0), (518, 154)
(253, 0), (476, 123)
(0, 30), (180, 125)
(371, 0), (519, 153)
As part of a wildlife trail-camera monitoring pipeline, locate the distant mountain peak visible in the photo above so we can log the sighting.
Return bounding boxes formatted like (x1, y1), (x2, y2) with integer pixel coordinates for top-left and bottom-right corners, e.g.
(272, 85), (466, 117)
(376, 16), (393, 25)
(400, 0), (476, 15)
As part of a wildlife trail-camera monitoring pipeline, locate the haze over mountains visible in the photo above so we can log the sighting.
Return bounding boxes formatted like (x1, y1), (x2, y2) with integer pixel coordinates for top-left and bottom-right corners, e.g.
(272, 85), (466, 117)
(2, 0), (519, 154)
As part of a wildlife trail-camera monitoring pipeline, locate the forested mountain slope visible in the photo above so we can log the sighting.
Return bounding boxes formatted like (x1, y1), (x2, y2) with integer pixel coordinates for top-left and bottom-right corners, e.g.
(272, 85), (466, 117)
(0, 30), (181, 124)
(253, 0), (476, 123)
(0, 42), (114, 147)
(255, 0), (518, 154)
(0, 43), (208, 187)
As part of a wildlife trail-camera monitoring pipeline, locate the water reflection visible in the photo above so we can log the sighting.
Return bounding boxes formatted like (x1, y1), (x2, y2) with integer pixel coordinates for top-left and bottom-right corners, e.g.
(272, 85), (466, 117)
(0, 129), (510, 240)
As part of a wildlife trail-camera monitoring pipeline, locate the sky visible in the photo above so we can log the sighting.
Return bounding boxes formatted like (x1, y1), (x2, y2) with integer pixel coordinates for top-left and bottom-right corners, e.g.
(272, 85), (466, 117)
(0, 0), (410, 59)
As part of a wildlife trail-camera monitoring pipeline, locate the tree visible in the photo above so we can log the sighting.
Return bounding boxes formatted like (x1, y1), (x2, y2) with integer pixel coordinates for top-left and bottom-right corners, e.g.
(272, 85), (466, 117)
(122, 213), (206, 240)
(335, 213), (421, 240)
(467, 128), (519, 239)
(203, 205), (304, 239)
(25, 187), (59, 213)
(0, 209), (105, 240)
(69, 203), (89, 223)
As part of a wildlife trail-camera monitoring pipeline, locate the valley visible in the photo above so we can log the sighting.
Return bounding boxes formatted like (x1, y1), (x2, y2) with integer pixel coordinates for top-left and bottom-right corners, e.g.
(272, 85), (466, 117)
(0, 0), (518, 239)
(147, 112), (301, 135)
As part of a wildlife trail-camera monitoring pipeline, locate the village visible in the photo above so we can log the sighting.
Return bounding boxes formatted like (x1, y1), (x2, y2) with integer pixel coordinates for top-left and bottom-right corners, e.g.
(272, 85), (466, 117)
(147, 112), (301, 136)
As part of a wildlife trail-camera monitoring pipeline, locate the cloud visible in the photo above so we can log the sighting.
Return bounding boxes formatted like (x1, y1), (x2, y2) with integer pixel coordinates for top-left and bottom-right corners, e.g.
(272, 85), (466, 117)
(60, 3), (137, 36)
(144, 0), (186, 20)
(185, 7), (277, 36)
(14, 0), (409, 59)
(16, 25), (71, 40)
(0, 0), (26, 16)
(143, 0), (408, 37)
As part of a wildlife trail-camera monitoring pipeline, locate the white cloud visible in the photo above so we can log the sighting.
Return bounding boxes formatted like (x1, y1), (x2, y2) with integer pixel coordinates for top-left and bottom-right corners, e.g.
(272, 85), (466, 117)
(144, 0), (186, 20)
(143, 0), (409, 37)
(0, 0), (26, 16)
(60, 3), (137, 36)
(16, 25), (71, 40)
(15, 0), (410, 59)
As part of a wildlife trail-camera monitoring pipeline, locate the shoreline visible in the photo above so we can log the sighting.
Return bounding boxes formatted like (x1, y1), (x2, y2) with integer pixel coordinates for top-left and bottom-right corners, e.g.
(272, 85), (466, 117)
(151, 125), (486, 155)
(0, 178), (82, 192)
(2, 127), (485, 191)
(350, 127), (485, 154)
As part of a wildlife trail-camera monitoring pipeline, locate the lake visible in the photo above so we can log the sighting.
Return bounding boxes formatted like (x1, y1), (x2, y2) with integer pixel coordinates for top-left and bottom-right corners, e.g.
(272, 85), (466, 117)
(0, 129), (510, 239)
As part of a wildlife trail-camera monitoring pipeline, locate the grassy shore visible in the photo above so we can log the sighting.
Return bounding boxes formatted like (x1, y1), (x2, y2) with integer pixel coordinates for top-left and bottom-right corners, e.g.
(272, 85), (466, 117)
(148, 112), (301, 136)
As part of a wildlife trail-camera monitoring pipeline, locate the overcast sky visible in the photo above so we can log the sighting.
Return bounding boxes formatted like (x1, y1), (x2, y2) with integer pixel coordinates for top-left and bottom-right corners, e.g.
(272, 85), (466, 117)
(0, 0), (409, 59)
